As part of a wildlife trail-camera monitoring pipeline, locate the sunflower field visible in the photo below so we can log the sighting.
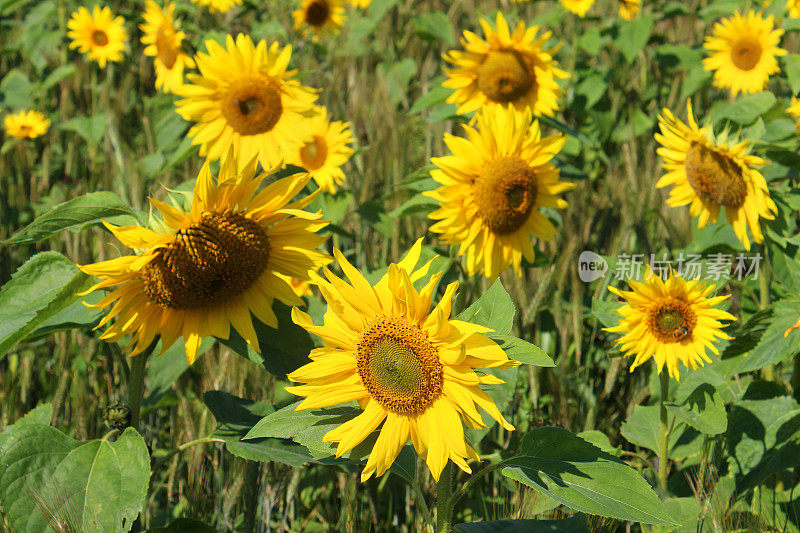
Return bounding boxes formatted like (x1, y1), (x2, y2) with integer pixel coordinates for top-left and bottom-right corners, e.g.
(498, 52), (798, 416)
(3, 0), (800, 530)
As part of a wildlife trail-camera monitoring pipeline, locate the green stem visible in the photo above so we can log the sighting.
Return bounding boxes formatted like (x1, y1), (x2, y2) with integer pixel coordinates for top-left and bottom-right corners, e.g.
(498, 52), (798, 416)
(127, 337), (158, 430)
(658, 370), (671, 496)
(760, 261), (776, 382)
(436, 461), (454, 532)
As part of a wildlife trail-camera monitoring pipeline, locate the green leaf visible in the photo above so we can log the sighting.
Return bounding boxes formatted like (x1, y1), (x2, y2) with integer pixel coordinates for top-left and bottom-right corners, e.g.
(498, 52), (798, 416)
(666, 383), (727, 435)
(40, 65), (76, 90)
(4, 191), (135, 245)
(411, 12), (455, 45)
(217, 301), (314, 378)
(577, 430), (621, 457)
(0, 424), (150, 533)
(0, 252), (93, 359)
(491, 335), (554, 367)
(0, 403), (52, 451)
(621, 404), (682, 455)
(58, 113), (107, 145)
(502, 427), (675, 526)
(711, 92), (776, 125)
(457, 279), (515, 335)
(244, 401), (361, 460)
(727, 394), (800, 491)
(610, 109), (654, 142)
(410, 84), (452, 115)
(388, 194), (439, 218)
(0, 69), (33, 108)
(661, 497), (701, 530)
(203, 391), (314, 467)
(591, 297), (623, 328)
(616, 14), (654, 63)
(783, 55), (800, 94)
(455, 516), (590, 532)
(724, 299), (800, 373)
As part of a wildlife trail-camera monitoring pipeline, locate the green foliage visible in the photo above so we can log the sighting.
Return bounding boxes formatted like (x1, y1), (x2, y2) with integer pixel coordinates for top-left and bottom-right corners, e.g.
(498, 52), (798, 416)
(666, 383), (727, 435)
(0, 252), (93, 358)
(4, 191), (137, 245)
(0, 409), (150, 533)
(204, 391), (315, 467)
(502, 427), (675, 525)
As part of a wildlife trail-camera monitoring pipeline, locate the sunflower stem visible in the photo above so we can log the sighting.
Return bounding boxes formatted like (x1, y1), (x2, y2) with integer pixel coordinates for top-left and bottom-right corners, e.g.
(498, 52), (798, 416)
(127, 337), (158, 430)
(436, 461), (455, 532)
(657, 369), (671, 496)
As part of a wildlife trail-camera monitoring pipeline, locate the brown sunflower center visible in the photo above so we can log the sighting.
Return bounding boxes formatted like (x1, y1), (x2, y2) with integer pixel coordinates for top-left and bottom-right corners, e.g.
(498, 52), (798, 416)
(684, 141), (747, 208)
(646, 298), (697, 343)
(299, 135), (329, 170)
(221, 77), (283, 136)
(141, 210), (270, 310)
(474, 157), (538, 235)
(356, 316), (443, 415)
(304, 0), (330, 27)
(155, 26), (178, 69)
(92, 30), (109, 46)
(476, 50), (535, 104)
(730, 36), (762, 71)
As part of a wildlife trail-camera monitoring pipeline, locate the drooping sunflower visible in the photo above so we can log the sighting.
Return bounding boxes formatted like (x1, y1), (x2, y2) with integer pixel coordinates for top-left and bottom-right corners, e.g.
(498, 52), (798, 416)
(788, 0), (800, 18)
(702, 11), (787, 96)
(655, 100), (777, 251)
(560, 0), (594, 17)
(618, 0), (641, 19)
(425, 105), (573, 279)
(175, 34), (317, 170)
(605, 270), (735, 380)
(788, 96), (800, 133)
(189, 0), (241, 14)
(292, 0), (346, 40)
(67, 6), (128, 68)
(79, 148), (332, 364)
(443, 12), (568, 116)
(3, 110), (50, 139)
(140, 0), (194, 93)
(286, 240), (519, 481)
(289, 106), (354, 194)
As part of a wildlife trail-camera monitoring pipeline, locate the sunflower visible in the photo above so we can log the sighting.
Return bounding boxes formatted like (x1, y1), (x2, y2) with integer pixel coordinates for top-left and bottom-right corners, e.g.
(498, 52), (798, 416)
(3, 110), (50, 139)
(605, 270), (735, 380)
(788, 0), (800, 18)
(140, 0), (194, 93)
(292, 0), (346, 40)
(424, 105), (573, 279)
(349, 0), (370, 7)
(289, 106), (354, 194)
(189, 0), (241, 13)
(175, 34), (317, 170)
(560, 0), (594, 17)
(78, 148), (332, 364)
(286, 240), (519, 481)
(702, 11), (786, 96)
(655, 100), (777, 251)
(443, 12), (568, 116)
(67, 6), (128, 68)
(618, 0), (641, 19)
(788, 97), (800, 133)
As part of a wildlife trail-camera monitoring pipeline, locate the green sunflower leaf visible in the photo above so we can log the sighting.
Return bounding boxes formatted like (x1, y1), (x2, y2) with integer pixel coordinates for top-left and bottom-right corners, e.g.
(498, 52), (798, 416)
(502, 427), (676, 526)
